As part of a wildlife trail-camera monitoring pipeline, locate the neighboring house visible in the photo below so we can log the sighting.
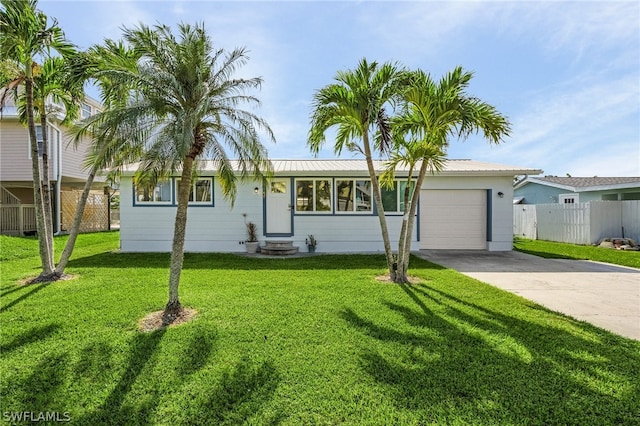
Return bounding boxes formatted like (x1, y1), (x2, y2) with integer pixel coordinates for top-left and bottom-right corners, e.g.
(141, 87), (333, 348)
(0, 95), (108, 235)
(513, 176), (640, 204)
(119, 159), (542, 253)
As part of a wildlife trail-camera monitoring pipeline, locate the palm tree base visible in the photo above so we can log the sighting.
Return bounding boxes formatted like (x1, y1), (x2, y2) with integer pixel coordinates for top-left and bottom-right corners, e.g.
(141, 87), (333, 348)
(28, 271), (64, 284)
(162, 300), (183, 325)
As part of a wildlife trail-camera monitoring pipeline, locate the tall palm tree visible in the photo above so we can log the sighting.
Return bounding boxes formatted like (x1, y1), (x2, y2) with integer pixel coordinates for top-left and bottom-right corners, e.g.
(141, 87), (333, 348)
(92, 23), (274, 323)
(0, 0), (75, 281)
(16, 56), (82, 268)
(308, 58), (405, 280)
(383, 67), (511, 283)
(55, 41), (142, 276)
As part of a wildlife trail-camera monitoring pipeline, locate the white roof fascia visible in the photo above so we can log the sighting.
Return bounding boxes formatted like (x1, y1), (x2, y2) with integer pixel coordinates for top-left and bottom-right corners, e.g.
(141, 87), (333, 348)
(519, 177), (577, 192)
(519, 177), (640, 193)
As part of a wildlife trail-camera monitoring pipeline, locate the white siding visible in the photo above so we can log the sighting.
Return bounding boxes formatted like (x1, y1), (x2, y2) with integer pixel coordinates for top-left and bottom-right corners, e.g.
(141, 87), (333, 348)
(0, 119), (103, 185)
(120, 177), (264, 252)
(120, 174), (517, 253)
(120, 176), (417, 253)
(60, 130), (93, 181)
(0, 121), (36, 181)
(289, 214), (418, 253)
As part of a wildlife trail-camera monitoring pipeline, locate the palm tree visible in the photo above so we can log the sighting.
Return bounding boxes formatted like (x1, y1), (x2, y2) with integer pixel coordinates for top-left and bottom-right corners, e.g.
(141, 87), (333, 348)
(0, 0), (75, 281)
(308, 58), (405, 280)
(55, 42), (142, 276)
(17, 56), (82, 271)
(381, 135), (446, 284)
(383, 67), (511, 283)
(91, 23), (274, 323)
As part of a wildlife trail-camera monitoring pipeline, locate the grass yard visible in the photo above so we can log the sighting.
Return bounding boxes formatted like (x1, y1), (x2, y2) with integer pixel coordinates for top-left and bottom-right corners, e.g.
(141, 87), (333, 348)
(514, 237), (640, 269)
(1, 232), (639, 425)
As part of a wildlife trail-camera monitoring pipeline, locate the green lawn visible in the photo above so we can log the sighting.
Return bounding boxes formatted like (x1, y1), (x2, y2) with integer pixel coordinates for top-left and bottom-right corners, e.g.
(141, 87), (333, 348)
(1, 232), (639, 425)
(514, 237), (640, 269)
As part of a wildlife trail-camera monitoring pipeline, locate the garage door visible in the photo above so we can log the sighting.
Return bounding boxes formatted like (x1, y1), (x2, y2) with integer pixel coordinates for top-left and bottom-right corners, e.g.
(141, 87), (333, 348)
(420, 189), (486, 249)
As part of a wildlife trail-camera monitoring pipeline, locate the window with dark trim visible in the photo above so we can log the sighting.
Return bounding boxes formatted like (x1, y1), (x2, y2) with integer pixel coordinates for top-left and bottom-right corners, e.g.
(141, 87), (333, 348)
(176, 178), (214, 205)
(336, 179), (372, 212)
(134, 180), (172, 204)
(381, 181), (415, 213)
(295, 179), (331, 213)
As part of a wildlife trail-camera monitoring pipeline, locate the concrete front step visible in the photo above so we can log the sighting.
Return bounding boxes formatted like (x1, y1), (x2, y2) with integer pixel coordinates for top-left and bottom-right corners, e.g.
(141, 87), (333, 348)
(261, 240), (299, 256)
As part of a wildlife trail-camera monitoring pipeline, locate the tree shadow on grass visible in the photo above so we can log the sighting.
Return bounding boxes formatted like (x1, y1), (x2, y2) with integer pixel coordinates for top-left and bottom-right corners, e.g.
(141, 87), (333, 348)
(174, 326), (217, 378)
(0, 283), (51, 313)
(9, 353), (69, 413)
(66, 251), (445, 272)
(0, 323), (60, 354)
(177, 357), (283, 426)
(76, 329), (167, 425)
(73, 325), (220, 425)
(341, 283), (640, 425)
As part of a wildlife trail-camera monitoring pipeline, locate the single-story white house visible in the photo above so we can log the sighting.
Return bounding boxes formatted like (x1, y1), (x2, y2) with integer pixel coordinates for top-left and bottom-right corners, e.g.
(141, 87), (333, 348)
(119, 159), (542, 253)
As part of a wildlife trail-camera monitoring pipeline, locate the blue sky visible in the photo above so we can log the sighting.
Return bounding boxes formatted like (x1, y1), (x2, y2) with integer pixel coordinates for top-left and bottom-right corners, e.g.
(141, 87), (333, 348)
(39, 0), (640, 177)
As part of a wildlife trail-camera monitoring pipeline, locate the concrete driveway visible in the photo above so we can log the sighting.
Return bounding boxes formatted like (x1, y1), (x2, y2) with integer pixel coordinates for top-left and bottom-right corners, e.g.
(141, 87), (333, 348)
(417, 250), (640, 340)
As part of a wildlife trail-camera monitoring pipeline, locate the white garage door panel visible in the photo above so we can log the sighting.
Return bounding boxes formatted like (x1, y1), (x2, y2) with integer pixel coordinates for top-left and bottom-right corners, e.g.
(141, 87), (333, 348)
(420, 190), (486, 249)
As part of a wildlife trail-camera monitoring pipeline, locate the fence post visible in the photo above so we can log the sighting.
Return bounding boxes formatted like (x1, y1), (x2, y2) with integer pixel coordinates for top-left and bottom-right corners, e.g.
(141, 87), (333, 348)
(19, 205), (24, 236)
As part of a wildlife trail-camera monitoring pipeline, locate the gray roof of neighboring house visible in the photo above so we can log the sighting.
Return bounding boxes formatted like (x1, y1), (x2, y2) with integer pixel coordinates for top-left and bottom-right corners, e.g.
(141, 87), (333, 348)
(516, 176), (640, 192)
(121, 159), (542, 176)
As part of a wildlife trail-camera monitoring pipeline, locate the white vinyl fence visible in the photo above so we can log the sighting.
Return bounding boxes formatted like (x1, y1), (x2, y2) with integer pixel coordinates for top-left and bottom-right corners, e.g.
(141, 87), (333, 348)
(514, 201), (640, 244)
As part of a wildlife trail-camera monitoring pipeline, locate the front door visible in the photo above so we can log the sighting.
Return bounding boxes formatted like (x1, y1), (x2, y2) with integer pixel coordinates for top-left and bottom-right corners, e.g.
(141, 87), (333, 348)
(266, 178), (292, 235)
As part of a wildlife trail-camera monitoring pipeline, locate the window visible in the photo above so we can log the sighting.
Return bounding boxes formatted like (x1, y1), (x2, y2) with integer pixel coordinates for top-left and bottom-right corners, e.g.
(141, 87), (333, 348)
(81, 102), (92, 118)
(336, 180), (372, 212)
(27, 125), (45, 158)
(295, 179), (331, 212)
(134, 180), (172, 204)
(35, 125), (44, 157)
(176, 178), (213, 205)
(271, 181), (286, 194)
(381, 181), (415, 213)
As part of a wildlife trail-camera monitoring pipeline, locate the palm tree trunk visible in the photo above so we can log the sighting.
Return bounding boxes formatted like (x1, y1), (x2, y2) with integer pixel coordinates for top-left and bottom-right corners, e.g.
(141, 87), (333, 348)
(25, 76), (54, 280)
(395, 178), (413, 284)
(362, 133), (395, 280)
(163, 156), (194, 323)
(394, 161), (429, 284)
(55, 166), (97, 275)
(40, 112), (55, 262)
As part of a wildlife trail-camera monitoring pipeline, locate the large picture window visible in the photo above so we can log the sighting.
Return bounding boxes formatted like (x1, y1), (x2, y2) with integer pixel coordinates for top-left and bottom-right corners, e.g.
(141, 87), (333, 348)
(134, 180), (172, 204)
(176, 178), (213, 205)
(381, 181), (415, 213)
(296, 179), (331, 213)
(336, 180), (372, 212)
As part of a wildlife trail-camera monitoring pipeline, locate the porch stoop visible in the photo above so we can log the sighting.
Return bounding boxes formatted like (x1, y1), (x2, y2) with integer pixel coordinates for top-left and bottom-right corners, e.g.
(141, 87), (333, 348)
(261, 240), (299, 256)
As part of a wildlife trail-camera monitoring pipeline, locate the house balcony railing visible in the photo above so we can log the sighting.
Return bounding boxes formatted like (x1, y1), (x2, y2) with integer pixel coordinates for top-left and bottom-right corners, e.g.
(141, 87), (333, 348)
(0, 204), (37, 235)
